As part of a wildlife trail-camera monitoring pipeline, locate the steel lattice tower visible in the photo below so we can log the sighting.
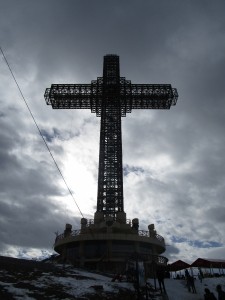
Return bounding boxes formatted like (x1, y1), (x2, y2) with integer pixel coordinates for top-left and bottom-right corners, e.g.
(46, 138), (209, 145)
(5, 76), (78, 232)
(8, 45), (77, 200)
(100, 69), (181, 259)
(45, 55), (178, 220)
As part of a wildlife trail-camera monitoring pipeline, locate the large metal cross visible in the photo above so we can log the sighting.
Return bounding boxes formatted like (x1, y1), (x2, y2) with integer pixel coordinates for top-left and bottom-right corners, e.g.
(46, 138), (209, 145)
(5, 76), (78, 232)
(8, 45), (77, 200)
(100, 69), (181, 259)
(45, 55), (178, 220)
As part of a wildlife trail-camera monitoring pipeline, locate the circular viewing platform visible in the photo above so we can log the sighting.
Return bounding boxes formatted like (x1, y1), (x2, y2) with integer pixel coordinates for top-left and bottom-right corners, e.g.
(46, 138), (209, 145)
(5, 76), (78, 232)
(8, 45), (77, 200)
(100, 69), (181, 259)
(54, 216), (167, 272)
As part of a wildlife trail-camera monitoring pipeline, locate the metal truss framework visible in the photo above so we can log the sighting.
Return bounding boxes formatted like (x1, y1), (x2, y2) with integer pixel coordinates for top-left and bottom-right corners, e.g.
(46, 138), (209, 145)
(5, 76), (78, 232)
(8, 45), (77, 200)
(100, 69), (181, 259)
(45, 55), (178, 219)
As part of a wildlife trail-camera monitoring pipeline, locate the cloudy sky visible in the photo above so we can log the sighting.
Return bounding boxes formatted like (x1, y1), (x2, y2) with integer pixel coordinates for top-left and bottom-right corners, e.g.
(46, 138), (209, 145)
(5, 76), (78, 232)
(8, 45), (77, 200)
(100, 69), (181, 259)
(0, 0), (225, 263)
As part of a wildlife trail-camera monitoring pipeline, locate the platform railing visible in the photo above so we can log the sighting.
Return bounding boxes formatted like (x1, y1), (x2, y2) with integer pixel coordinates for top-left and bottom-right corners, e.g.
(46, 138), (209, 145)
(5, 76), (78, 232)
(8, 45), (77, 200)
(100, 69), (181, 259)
(86, 219), (132, 226)
(55, 228), (165, 244)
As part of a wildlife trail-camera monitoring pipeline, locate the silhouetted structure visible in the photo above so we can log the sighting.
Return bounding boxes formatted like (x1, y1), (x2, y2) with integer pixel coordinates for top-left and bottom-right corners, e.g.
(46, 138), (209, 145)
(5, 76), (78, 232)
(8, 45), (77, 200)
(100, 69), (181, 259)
(45, 55), (178, 271)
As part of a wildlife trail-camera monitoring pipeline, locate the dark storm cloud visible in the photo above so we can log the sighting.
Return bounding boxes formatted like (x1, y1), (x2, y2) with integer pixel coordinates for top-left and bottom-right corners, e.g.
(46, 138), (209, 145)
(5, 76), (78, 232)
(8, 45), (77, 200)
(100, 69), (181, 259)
(164, 244), (180, 260)
(0, 194), (81, 251)
(123, 165), (145, 177)
(0, 91), (77, 254)
(0, 108), (62, 195)
(4, 0), (224, 84)
(40, 127), (79, 143)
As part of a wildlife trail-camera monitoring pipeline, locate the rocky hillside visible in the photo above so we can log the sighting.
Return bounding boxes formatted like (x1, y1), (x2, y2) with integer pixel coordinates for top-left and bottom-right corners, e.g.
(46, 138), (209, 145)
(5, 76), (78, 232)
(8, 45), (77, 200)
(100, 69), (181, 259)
(0, 256), (136, 299)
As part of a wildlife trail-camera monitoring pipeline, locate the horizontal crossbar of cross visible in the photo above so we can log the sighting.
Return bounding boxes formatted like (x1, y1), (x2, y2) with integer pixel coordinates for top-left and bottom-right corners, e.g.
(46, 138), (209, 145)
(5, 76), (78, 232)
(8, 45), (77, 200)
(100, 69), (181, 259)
(45, 79), (178, 117)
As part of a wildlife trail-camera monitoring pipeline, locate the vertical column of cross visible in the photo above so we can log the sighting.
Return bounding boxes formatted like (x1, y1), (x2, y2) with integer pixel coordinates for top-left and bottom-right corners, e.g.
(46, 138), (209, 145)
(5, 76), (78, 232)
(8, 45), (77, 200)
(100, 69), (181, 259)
(96, 55), (124, 220)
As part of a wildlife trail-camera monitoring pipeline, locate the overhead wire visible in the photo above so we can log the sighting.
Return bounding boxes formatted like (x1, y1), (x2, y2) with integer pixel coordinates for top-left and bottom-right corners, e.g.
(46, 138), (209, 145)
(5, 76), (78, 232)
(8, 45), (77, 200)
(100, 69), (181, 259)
(0, 46), (84, 219)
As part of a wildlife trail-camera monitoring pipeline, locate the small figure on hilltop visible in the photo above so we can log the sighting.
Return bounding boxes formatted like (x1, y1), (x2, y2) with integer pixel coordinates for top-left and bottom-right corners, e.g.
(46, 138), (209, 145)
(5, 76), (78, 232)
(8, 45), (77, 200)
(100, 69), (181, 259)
(216, 285), (225, 300)
(156, 267), (166, 294)
(185, 269), (196, 293)
(185, 269), (191, 291)
(198, 267), (204, 279)
(198, 271), (203, 283)
(204, 288), (216, 300)
(189, 275), (197, 293)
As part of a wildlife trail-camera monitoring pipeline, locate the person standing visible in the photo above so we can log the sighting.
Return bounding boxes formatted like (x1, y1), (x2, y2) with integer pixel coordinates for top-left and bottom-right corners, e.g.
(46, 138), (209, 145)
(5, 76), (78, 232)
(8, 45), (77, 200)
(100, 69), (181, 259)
(189, 275), (197, 294)
(198, 272), (203, 283)
(216, 285), (225, 300)
(185, 269), (191, 292)
(156, 267), (166, 294)
(204, 288), (216, 300)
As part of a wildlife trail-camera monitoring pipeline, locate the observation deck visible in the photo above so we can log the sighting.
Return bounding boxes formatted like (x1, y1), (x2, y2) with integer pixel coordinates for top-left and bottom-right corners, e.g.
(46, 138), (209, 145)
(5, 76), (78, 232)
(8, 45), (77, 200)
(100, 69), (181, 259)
(54, 216), (167, 272)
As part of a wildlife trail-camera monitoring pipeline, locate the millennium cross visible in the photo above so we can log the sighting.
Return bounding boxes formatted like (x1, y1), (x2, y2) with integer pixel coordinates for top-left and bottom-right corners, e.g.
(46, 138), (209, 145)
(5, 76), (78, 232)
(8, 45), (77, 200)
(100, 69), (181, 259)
(45, 55), (178, 220)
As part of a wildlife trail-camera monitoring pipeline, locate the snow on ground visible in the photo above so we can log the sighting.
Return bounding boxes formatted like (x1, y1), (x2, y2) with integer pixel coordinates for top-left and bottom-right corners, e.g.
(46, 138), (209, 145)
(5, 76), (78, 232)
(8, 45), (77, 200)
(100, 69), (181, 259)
(39, 267), (134, 297)
(0, 264), (135, 299)
(1, 261), (225, 299)
(156, 277), (225, 300)
(0, 280), (36, 300)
